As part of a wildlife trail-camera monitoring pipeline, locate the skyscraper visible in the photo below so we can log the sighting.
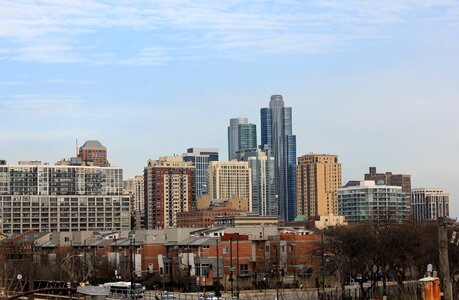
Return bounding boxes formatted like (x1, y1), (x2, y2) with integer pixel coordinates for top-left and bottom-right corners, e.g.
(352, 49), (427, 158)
(183, 148), (219, 197)
(227, 118), (257, 160)
(208, 161), (252, 212)
(144, 156), (195, 229)
(296, 154), (342, 217)
(260, 95), (297, 221)
(237, 148), (276, 216)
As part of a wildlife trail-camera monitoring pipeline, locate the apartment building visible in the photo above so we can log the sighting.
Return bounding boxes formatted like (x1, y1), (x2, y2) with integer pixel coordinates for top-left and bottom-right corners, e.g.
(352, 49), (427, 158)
(0, 162), (130, 235)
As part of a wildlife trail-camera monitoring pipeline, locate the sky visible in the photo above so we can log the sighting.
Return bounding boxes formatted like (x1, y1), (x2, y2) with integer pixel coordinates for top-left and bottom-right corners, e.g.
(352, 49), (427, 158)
(0, 1), (458, 216)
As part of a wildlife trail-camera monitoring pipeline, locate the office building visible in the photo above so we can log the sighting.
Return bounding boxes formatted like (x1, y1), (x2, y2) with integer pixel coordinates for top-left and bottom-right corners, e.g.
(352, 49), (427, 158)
(364, 167), (411, 207)
(208, 161), (252, 212)
(144, 156), (195, 229)
(296, 154), (342, 217)
(228, 118), (257, 161)
(260, 95), (297, 221)
(338, 180), (410, 224)
(183, 148), (219, 197)
(237, 148), (277, 216)
(78, 140), (109, 167)
(412, 188), (450, 222)
(0, 162), (130, 234)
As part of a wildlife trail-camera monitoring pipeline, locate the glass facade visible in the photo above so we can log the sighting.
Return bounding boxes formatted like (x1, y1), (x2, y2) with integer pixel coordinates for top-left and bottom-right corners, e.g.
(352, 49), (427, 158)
(338, 182), (410, 224)
(260, 95), (297, 221)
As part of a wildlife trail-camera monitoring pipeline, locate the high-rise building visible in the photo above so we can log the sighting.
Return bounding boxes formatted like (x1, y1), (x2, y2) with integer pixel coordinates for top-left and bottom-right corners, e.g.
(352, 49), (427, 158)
(0, 161), (130, 234)
(364, 167), (411, 208)
(296, 154), (342, 217)
(144, 156), (195, 229)
(125, 175), (145, 212)
(227, 118), (257, 161)
(338, 180), (410, 224)
(238, 124), (257, 153)
(260, 95), (297, 221)
(208, 161), (252, 212)
(183, 148), (219, 197)
(237, 149), (276, 216)
(412, 188), (450, 222)
(78, 140), (109, 167)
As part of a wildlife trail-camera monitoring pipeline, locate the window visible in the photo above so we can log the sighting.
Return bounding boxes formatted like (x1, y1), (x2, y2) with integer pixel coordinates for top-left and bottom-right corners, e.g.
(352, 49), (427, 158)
(223, 247), (229, 254)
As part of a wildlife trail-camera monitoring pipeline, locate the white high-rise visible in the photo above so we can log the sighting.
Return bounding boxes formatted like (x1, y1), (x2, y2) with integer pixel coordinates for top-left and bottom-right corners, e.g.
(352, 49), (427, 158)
(412, 188), (450, 222)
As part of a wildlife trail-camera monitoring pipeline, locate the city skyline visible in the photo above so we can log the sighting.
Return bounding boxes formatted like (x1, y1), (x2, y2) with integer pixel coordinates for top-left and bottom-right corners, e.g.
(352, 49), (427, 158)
(0, 1), (458, 218)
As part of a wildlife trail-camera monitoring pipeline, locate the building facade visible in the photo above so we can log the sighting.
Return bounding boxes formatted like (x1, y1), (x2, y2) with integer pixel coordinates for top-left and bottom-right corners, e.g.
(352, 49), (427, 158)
(183, 148), (219, 197)
(412, 188), (450, 222)
(228, 118), (257, 161)
(338, 180), (410, 224)
(208, 161), (252, 212)
(296, 154), (342, 217)
(364, 167), (411, 208)
(0, 162), (129, 234)
(125, 175), (145, 212)
(237, 148), (277, 216)
(260, 95), (297, 221)
(144, 156), (195, 229)
(78, 140), (109, 167)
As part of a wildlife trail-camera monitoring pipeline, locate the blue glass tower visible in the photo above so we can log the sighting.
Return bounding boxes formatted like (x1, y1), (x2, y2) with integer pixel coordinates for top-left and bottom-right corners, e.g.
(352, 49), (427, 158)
(260, 95), (297, 221)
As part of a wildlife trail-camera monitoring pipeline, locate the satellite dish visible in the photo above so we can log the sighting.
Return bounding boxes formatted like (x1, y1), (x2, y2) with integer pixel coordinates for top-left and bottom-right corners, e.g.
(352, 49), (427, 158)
(17, 274), (22, 280)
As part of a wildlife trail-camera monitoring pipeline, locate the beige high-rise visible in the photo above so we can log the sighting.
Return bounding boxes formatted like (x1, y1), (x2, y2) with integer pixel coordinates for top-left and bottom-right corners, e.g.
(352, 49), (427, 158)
(208, 161), (252, 212)
(296, 154), (341, 217)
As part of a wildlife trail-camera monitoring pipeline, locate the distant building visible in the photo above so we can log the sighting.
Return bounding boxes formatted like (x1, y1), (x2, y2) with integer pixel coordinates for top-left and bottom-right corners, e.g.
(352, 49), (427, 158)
(208, 161), (252, 212)
(125, 175), (145, 229)
(338, 180), (410, 224)
(296, 154), (342, 217)
(260, 95), (297, 222)
(144, 156), (195, 229)
(183, 148), (219, 197)
(237, 148), (277, 216)
(227, 118), (257, 160)
(412, 188), (450, 222)
(0, 162), (129, 234)
(78, 140), (109, 167)
(364, 167), (411, 207)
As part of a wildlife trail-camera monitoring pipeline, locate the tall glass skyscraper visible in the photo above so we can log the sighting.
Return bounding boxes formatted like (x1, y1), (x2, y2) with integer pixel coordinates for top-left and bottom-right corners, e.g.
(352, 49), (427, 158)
(183, 148), (219, 197)
(260, 95), (297, 221)
(227, 118), (257, 160)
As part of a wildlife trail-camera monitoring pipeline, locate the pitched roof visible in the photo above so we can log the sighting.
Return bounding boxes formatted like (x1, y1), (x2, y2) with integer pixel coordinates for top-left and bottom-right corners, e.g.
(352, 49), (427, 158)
(80, 140), (106, 149)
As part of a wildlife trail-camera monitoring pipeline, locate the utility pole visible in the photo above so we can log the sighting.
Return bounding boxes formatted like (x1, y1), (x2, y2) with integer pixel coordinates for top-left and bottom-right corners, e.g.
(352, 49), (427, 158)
(230, 238), (234, 298)
(439, 218), (452, 300)
(236, 233), (240, 300)
(216, 239), (221, 298)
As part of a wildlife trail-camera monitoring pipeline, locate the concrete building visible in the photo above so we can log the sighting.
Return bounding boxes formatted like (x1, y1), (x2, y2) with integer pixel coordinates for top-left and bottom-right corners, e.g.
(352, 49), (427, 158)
(260, 95), (297, 222)
(412, 188), (450, 222)
(125, 175), (145, 212)
(0, 162), (130, 235)
(208, 161), (252, 212)
(338, 180), (410, 224)
(78, 140), (109, 167)
(183, 148), (219, 197)
(144, 156), (195, 229)
(237, 148), (277, 216)
(227, 118), (257, 161)
(296, 154), (342, 217)
(364, 167), (411, 208)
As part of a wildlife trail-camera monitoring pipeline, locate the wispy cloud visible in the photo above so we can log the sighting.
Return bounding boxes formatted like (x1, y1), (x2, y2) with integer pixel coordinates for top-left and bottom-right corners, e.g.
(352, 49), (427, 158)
(0, 94), (83, 117)
(0, 0), (457, 64)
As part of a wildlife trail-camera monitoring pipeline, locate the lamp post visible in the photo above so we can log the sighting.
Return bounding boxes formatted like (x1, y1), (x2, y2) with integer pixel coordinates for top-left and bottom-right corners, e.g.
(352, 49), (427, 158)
(230, 238), (234, 297)
(130, 232), (136, 300)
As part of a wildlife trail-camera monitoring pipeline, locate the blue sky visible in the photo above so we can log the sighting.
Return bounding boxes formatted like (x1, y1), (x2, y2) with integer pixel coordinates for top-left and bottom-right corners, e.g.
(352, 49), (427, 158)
(0, 1), (458, 216)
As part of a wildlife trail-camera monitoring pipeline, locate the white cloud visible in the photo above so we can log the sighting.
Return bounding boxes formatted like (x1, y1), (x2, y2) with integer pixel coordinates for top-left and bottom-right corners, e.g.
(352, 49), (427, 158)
(0, 0), (457, 64)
